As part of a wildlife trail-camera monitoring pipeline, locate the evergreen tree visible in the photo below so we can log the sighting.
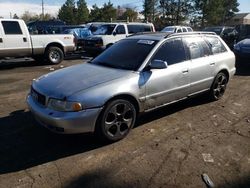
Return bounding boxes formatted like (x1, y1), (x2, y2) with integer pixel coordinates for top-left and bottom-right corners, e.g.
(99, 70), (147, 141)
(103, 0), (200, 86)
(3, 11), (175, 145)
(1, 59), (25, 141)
(89, 4), (102, 22)
(142, 0), (158, 22)
(58, 0), (76, 24)
(159, 0), (192, 25)
(13, 14), (19, 19)
(194, 0), (239, 27)
(222, 0), (239, 24)
(119, 8), (138, 22)
(101, 1), (117, 22)
(76, 0), (89, 24)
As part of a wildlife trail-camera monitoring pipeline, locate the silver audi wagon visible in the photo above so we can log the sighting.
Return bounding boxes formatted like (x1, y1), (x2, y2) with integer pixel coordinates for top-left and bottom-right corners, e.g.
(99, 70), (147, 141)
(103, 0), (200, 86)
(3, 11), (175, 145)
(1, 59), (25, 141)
(27, 32), (236, 141)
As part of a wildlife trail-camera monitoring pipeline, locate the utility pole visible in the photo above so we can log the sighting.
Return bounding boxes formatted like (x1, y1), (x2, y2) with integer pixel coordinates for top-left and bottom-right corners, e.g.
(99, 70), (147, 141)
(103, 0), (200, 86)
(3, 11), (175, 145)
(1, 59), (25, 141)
(42, 0), (44, 20)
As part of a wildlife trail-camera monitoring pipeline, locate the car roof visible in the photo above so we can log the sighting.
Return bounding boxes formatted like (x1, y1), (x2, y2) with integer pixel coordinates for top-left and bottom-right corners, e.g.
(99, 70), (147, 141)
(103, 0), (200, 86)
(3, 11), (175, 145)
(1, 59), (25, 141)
(128, 32), (217, 41)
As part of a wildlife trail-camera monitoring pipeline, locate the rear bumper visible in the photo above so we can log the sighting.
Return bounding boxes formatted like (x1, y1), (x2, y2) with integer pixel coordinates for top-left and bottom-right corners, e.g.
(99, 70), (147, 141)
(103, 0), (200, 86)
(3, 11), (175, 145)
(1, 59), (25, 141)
(27, 95), (102, 134)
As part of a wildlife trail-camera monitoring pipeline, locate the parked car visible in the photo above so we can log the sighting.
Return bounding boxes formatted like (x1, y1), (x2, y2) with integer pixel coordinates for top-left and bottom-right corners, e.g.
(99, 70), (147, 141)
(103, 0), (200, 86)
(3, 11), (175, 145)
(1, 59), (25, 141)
(63, 28), (92, 50)
(234, 24), (250, 42)
(203, 26), (236, 48)
(161, 26), (193, 33)
(83, 22), (155, 54)
(27, 32), (235, 142)
(27, 19), (65, 34)
(0, 19), (75, 64)
(234, 38), (250, 59)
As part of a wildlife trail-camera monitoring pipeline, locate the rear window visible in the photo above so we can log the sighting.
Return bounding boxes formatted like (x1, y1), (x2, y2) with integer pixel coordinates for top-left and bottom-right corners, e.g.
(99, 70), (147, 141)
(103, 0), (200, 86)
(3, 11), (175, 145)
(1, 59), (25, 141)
(206, 36), (227, 54)
(2, 21), (22, 35)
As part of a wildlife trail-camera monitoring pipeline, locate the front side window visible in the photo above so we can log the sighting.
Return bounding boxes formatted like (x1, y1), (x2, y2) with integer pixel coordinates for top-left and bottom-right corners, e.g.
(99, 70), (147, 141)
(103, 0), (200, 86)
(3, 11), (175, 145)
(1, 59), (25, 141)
(152, 38), (187, 65)
(2, 21), (22, 35)
(116, 25), (125, 34)
(92, 24), (116, 35)
(184, 37), (211, 59)
(206, 36), (227, 54)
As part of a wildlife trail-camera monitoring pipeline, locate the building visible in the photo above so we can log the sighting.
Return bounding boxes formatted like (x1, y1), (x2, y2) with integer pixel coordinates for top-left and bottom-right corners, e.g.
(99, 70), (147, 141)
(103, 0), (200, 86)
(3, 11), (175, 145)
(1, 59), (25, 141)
(226, 13), (250, 26)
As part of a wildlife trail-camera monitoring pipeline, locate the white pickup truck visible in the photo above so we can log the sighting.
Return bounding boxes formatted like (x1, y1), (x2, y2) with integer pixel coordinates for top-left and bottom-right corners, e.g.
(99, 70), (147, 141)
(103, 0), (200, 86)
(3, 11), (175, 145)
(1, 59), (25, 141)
(0, 19), (75, 64)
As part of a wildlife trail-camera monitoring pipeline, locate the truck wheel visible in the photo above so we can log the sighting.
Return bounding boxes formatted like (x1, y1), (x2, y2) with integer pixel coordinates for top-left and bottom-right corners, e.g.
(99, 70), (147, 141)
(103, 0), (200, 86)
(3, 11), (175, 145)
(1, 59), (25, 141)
(46, 46), (64, 64)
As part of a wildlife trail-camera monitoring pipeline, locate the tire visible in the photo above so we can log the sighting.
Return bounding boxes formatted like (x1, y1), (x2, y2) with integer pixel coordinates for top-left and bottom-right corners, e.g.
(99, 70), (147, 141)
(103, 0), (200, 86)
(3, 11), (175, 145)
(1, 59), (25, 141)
(96, 99), (136, 142)
(209, 72), (228, 101)
(45, 46), (64, 64)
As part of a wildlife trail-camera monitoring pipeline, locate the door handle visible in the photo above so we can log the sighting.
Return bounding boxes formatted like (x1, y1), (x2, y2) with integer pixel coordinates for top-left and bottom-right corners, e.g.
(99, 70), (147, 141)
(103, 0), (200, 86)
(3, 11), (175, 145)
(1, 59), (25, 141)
(23, 37), (27, 42)
(210, 62), (215, 66)
(0, 38), (2, 43)
(182, 69), (189, 74)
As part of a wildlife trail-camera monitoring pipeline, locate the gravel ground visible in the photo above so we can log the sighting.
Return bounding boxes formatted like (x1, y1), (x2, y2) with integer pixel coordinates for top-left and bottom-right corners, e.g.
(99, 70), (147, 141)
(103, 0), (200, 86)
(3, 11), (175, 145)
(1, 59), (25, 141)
(0, 56), (250, 188)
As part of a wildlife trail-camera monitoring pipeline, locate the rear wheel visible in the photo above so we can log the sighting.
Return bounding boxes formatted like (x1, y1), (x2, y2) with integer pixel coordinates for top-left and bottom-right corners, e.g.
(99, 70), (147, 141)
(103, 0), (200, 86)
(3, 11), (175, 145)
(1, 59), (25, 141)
(46, 46), (64, 64)
(96, 99), (136, 142)
(209, 72), (228, 100)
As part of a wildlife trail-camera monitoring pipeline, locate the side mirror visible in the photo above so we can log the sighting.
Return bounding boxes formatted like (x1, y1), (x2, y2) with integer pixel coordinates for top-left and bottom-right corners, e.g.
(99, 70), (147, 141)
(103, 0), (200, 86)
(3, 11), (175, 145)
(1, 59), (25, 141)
(113, 31), (117, 36)
(149, 59), (168, 69)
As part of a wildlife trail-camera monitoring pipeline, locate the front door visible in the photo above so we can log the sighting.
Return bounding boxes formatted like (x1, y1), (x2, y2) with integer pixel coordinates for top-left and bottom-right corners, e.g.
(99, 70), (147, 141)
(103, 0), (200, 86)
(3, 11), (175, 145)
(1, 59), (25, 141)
(143, 37), (190, 110)
(1, 20), (31, 57)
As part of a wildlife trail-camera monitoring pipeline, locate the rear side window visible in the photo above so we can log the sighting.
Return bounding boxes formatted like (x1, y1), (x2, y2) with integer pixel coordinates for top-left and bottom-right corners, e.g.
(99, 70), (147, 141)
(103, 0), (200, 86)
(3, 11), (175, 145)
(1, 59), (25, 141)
(128, 25), (141, 34)
(187, 27), (193, 32)
(206, 36), (227, 54)
(184, 37), (211, 59)
(183, 27), (188, 32)
(2, 21), (22, 35)
(127, 25), (152, 34)
(152, 38), (187, 65)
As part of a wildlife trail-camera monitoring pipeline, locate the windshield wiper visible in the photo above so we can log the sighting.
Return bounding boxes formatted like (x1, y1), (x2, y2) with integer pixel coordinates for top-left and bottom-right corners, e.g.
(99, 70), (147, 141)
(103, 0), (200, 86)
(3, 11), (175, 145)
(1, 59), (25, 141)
(96, 62), (118, 69)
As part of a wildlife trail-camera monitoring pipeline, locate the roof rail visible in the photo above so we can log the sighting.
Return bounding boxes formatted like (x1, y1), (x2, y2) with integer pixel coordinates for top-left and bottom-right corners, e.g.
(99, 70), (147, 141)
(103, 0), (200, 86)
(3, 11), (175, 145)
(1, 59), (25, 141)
(167, 31), (216, 38)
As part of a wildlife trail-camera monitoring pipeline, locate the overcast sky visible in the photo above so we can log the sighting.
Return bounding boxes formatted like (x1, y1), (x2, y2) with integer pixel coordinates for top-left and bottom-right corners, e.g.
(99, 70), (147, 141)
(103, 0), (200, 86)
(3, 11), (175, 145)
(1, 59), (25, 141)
(0, 0), (249, 19)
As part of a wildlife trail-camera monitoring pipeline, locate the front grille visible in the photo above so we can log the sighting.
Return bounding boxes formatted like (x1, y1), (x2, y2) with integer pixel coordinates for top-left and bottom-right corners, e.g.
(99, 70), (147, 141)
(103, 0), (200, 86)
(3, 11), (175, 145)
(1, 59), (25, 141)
(85, 40), (96, 47)
(31, 87), (46, 106)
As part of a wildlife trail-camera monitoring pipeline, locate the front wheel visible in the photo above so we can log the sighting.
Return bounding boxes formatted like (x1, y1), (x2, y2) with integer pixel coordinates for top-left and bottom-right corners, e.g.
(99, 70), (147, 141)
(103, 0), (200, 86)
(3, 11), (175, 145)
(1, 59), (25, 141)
(209, 72), (228, 100)
(45, 46), (64, 64)
(96, 99), (136, 142)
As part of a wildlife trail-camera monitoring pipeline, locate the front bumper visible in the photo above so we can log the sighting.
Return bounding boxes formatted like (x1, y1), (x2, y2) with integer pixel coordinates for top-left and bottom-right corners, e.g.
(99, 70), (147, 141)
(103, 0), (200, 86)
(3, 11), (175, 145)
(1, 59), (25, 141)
(27, 95), (102, 134)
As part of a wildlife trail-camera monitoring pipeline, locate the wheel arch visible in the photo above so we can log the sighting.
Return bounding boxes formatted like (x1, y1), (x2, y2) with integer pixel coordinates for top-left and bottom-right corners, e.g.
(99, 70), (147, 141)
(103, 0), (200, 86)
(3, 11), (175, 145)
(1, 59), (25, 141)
(217, 69), (229, 82)
(104, 94), (140, 114)
(45, 42), (65, 55)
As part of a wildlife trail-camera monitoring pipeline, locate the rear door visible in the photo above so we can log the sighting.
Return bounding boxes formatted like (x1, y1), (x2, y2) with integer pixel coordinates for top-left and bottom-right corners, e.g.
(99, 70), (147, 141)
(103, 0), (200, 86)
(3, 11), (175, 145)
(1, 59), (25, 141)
(1, 20), (31, 57)
(144, 37), (190, 110)
(183, 36), (214, 95)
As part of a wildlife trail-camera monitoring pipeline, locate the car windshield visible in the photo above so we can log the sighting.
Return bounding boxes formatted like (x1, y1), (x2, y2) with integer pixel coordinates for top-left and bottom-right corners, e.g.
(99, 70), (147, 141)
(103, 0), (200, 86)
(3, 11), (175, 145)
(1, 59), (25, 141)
(203, 27), (222, 35)
(63, 28), (92, 38)
(161, 27), (175, 32)
(91, 39), (158, 71)
(92, 24), (116, 35)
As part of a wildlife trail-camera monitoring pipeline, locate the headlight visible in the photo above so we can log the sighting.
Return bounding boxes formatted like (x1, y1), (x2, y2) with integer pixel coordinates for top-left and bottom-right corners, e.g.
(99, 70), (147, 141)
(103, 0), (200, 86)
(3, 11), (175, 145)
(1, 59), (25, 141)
(48, 99), (83, 112)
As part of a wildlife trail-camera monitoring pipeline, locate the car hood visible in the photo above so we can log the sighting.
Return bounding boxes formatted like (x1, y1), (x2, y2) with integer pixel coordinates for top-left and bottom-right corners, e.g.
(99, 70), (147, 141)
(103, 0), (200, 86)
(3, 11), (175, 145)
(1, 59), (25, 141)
(33, 63), (132, 99)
